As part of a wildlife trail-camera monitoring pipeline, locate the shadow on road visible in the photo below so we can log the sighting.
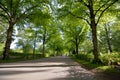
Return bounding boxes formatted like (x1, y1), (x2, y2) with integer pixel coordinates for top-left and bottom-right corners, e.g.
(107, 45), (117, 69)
(0, 56), (115, 80)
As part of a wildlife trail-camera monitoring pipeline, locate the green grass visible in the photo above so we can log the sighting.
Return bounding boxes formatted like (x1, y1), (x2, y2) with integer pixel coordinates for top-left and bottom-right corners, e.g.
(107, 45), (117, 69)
(0, 58), (25, 63)
(71, 55), (103, 69)
(100, 52), (120, 65)
(0, 57), (42, 63)
(98, 66), (120, 73)
(0, 51), (2, 56)
(0, 52), (45, 63)
(71, 54), (120, 73)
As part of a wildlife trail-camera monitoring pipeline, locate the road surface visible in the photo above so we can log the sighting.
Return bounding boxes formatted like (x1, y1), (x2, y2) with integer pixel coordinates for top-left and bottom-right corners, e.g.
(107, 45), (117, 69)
(0, 56), (108, 80)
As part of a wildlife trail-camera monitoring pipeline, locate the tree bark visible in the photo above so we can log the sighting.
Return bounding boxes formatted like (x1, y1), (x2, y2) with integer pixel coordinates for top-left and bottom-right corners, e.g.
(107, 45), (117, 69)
(42, 34), (45, 57)
(3, 22), (14, 60)
(75, 38), (79, 55)
(89, 1), (101, 62)
(33, 42), (35, 58)
(104, 25), (112, 53)
(91, 25), (100, 62)
(33, 31), (37, 58)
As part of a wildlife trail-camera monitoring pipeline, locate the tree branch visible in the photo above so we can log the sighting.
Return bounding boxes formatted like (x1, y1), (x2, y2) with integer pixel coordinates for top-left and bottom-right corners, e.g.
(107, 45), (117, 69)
(0, 2), (10, 21)
(94, 0), (110, 16)
(16, 5), (38, 23)
(96, 0), (118, 26)
(16, 0), (47, 23)
(77, 0), (88, 7)
(68, 11), (90, 25)
(0, 13), (9, 21)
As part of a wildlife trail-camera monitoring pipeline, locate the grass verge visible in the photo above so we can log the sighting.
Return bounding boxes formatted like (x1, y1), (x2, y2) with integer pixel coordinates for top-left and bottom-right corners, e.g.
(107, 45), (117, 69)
(71, 55), (120, 74)
(0, 52), (45, 63)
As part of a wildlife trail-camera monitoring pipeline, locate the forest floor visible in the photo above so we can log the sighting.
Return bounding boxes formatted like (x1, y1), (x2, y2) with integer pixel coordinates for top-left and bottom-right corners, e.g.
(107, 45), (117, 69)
(0, 56), (119, 80)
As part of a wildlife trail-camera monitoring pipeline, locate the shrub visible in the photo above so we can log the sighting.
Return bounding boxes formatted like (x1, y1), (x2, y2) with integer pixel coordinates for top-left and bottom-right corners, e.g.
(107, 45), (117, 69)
(100, 52), (120, 65)
(75, 53), (94, 62)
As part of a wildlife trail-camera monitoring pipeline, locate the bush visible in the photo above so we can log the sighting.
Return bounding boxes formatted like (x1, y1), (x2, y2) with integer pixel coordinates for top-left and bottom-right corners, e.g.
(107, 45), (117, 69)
(75, 53), (94, 62)
(0, 51), (2, 56)
(9, 51), (43, 59)
(100, 52), (120, 65)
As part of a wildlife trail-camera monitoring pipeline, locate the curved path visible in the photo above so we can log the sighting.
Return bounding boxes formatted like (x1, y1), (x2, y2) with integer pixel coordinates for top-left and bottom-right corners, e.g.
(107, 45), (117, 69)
(0, 56), (108, 80)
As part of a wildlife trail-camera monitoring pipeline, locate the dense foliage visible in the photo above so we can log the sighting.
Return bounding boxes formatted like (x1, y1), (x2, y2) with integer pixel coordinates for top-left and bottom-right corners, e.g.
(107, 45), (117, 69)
(0, 0), (120, 65)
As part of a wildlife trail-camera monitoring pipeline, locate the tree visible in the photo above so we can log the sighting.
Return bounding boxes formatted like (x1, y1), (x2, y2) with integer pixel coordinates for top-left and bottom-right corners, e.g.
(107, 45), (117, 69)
(30, 7), (52, 56)
(57, 0), (118, 62)
(16, 26), (34, 54)
(0, 0), (47, 59)
(24, 26), (39, 58)
(47, 29), (64, 56)
(0, 21), (7, 43)
(61, 16), (88, 55)
(80, 38), (93, 54)
(111, 30), (120, 52)
(98, 22), (113, 53)
(98, 8), (118, 53)
(111, 21), (120, 52)
(104, 23), (113, 53)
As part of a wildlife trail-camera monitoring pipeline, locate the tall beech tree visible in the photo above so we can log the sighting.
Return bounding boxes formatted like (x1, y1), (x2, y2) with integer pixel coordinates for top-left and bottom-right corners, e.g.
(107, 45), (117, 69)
(60, 15), (88, 55)
(0, 0), (47, 59)
(30, 8), (51, 57)
(64, 25), (87, 55)
(104, 23), (113, 53)
(98, 3), (119, 53)
(0, 22), (7, 43)
(57, 0), (118, 62)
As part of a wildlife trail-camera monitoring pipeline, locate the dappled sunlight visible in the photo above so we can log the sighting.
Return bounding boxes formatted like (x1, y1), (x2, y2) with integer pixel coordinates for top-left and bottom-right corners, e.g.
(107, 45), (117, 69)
(0, 56), (110, 80)
(0, 57), (74, 68)
(0, 66), (69, 80)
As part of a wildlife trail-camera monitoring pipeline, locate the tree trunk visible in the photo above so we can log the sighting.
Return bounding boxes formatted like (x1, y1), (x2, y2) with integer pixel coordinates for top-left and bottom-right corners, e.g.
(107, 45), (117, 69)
(91, 25), (100, 62)
(90, 14), (101, 62)
(42, 34), (45, 57)
(89, 1), (101, 63)
(3, 22), (14, 60)
(33, 42), (36, 58)
(104, 25), (112, 53)
(33, 31), (37, 58)
(69, 49), (71, 55)
(75, 38), (79, 55)
(90, 16), (101, 62)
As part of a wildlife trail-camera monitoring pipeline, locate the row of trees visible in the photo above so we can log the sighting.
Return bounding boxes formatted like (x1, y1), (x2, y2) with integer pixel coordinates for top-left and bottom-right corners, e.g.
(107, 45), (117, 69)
(0, 0), (120, 62)
(55, 0), (119, 62)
